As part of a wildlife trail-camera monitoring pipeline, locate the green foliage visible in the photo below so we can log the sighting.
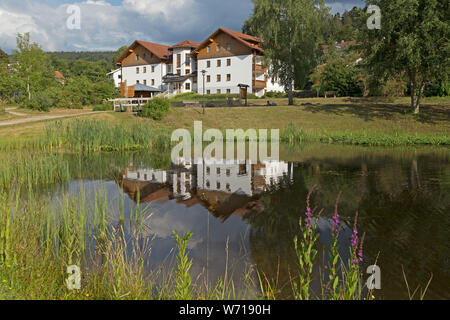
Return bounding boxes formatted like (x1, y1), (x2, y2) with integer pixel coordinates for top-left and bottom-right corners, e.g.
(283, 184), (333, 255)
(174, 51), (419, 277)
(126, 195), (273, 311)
(140, 98), (171, 120)
(362, 0), (450, 113)
(13, 33), (54, 101)
(248, 0), (328, 104)
(263, 91), (286, 98)
(23, 91), (53, 111)
(320, 57), (362, 97)
(172, 231), (193, 300)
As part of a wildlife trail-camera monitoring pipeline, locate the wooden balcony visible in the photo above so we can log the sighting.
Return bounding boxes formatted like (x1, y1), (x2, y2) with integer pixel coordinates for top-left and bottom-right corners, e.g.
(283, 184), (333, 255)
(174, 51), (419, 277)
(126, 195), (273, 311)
(253, 80), (266, 88)
(253, 64), (266, 73)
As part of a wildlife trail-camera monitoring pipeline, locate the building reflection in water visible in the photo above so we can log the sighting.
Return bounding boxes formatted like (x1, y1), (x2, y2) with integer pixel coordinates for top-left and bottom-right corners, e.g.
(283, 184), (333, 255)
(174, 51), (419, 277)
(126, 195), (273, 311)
(119, 158), (294, 221)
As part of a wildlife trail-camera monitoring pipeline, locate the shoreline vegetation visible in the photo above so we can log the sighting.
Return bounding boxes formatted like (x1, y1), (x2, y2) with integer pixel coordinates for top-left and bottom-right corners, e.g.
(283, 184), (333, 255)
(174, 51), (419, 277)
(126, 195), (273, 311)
(0, 179), (372, 300)
(0, 97), (448, 149)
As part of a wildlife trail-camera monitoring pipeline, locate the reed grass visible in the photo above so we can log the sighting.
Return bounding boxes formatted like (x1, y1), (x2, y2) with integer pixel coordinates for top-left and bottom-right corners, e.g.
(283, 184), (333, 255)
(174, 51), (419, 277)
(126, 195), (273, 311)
(280, 123), (450, 146)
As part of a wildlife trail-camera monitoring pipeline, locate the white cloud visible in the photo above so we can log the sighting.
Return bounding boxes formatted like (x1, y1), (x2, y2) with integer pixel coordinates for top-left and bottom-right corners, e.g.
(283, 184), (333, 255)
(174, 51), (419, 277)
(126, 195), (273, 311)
(123, 0), (194, 18)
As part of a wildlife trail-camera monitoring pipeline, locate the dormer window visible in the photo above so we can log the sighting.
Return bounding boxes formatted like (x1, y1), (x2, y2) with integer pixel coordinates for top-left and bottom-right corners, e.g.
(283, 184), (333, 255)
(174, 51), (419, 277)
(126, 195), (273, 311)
(227, 43), (231, 51)
(217, 44), (221, 52)
(207, 46), (211, 53)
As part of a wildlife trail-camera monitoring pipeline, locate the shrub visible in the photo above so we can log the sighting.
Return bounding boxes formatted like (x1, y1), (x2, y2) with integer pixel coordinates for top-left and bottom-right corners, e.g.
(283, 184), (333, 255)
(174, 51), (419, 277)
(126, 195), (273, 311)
(264, 91), (286, 98)
(23, 92), (53, 112)
(93, 102), (112, 111)
(140, 98), (171, 120)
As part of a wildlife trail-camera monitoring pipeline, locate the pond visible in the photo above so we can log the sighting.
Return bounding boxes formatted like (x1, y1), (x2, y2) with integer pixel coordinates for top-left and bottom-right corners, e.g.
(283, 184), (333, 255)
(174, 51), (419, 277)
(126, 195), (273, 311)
(35, 144), (450, 299)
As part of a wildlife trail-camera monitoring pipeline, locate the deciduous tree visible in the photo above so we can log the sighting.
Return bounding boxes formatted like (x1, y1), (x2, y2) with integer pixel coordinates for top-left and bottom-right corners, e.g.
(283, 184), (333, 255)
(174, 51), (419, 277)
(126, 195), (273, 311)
(362, 0), (449, 113)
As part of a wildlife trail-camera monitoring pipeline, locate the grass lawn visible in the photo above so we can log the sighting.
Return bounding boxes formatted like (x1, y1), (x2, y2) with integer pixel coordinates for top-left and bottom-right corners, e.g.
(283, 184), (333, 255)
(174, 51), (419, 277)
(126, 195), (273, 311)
(0, 97), (448, 145)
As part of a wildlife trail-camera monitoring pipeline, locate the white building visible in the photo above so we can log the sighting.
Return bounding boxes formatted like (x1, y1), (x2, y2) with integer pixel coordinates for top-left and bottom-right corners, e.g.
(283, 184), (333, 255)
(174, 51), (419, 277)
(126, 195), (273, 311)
(107, 68), (122, 88)
(114, 28), (285, 98)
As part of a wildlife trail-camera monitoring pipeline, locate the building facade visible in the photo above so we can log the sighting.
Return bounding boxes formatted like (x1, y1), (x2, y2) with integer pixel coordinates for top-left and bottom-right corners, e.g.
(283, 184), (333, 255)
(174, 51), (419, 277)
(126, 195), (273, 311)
(115, 28), (285, 98)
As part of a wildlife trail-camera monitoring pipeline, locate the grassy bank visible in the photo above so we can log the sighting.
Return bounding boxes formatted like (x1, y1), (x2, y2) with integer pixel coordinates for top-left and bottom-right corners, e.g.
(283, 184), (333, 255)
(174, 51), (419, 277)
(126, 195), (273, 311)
(0, 97), (449, 147)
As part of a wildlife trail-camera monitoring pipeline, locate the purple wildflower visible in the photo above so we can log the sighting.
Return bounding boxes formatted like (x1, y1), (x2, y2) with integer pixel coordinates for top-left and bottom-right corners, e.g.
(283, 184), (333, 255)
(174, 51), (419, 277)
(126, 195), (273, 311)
(303, 188), (315, 229)
(305, 206), (312, 229)
(332, 192), (342, 235)
(351, 212), (360, 269)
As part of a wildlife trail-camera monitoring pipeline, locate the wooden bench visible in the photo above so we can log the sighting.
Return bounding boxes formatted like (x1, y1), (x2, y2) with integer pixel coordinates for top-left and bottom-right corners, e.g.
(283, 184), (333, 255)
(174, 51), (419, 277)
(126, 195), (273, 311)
(325, 91), (338, 98)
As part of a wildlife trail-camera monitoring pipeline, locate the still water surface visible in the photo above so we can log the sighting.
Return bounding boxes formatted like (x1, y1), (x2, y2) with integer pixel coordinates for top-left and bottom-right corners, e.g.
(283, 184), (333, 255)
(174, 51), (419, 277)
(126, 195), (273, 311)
(47, 144), (449, 299)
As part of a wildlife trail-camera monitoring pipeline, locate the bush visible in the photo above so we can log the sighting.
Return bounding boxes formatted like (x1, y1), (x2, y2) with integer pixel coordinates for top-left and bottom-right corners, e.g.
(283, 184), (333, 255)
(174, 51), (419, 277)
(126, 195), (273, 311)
(23, 92), (53, 111)
(264, 91), (286, 98)
(93, 101), (112, 111)
(139, 98), (170, 120)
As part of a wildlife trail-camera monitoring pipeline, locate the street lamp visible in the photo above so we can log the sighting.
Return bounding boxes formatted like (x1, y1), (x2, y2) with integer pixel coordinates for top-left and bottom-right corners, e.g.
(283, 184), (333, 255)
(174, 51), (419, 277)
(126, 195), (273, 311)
(201, 69), (207, 115)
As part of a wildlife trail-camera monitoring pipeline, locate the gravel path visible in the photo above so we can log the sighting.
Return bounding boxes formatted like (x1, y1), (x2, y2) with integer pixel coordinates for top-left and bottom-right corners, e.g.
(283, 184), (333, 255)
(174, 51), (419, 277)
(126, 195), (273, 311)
(0, 111), (107, 127)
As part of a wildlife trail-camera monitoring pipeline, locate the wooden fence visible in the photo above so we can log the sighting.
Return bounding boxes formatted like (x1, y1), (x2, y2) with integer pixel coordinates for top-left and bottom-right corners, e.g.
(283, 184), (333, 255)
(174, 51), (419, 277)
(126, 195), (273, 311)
(109, 98), (153, 112)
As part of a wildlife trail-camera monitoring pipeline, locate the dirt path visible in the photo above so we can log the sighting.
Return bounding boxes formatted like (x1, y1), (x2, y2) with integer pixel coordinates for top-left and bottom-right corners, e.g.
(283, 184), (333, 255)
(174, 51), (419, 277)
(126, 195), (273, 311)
(5, 107), (27, 117)
(0, 111), (107, 127)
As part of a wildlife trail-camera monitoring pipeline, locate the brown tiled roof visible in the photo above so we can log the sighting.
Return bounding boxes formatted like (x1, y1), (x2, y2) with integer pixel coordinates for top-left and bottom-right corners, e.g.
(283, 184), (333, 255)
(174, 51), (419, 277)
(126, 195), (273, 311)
(194, 28), (264, 55)
(55, 71), (64, 79)
(116, 40), (170, 64)
(169, 40), (201, 50)
(135, 40), (170, 60)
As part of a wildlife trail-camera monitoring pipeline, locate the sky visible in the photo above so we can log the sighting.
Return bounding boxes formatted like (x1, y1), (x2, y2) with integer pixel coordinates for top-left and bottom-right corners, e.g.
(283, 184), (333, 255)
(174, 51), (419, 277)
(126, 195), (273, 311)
(0, 0), (365, 53)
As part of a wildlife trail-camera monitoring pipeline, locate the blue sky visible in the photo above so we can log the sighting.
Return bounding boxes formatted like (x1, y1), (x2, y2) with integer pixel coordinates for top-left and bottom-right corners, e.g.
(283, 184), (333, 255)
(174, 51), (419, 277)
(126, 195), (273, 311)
(0, 0), (365, 53)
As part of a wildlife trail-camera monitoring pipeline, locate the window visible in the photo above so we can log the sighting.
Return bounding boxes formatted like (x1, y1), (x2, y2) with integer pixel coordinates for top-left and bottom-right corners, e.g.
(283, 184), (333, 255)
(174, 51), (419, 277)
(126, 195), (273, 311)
(217, 74), (221, 82)
(227, 58), (231, 66)
(207, 46), (211, 53)
(226, 74), (231, 81)
(185, 69), (190, 74)
(143, 67), (147, 73)
(217, 168), (221, 174)
(217, 182), (221, 190)
(226, 169), (231, 176)
(217, 89), (221, 94)
(185, 54), (190, 67)
(206, 180), (210, 188)
(227, 43), (231, 51)
(144, 174), (148, 181)
(206, 167), (211, 175)
(206, 75), (211, 83)
(136, 67), (139, 74)
(136, 80), (140, 84)
(177, 69), (181, 75)
(152, 66), (155, 72)
(143, 80), (147, 85)
(193, 77), (197, 84)
(226, 183), (231, 192)
(217, 59), (221, 67)
(151, 79), (155, 86)
(206, 90), (211, 95)
(136, 55), (140, 61)
(177, 54), (181, 68)
(226, 89), (231, 94)
(217, 44), (221, 52)
(206, 61), (211, 68)
(185, 82), (191, 90)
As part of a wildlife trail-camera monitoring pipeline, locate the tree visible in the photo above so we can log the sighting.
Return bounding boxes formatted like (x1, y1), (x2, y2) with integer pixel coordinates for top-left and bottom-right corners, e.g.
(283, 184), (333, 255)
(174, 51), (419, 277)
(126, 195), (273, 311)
(13, 33), (52, 100)
(246, 0), (327, 105)
(0, 49), (9, 65)
(362, 0), (450, 114)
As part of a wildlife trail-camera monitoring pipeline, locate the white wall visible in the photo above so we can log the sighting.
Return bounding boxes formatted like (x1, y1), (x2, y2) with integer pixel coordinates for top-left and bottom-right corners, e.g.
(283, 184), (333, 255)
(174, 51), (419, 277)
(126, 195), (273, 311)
(108, 69), (122, 88)
(197, 160), (253, 196)
(197, 54), (253, 95)
(121, 63), (167, 90)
